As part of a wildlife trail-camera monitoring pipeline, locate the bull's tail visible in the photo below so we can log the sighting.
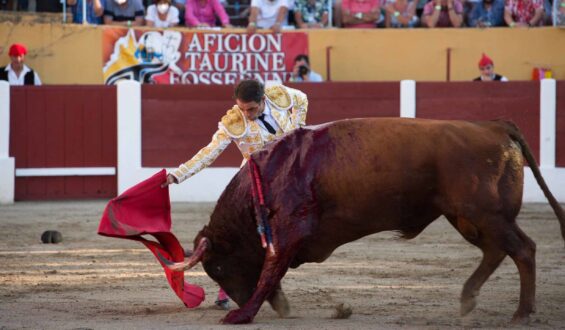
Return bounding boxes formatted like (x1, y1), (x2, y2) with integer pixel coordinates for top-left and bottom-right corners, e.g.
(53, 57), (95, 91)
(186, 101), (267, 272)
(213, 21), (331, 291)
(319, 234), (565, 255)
(501, 120), (565, 244)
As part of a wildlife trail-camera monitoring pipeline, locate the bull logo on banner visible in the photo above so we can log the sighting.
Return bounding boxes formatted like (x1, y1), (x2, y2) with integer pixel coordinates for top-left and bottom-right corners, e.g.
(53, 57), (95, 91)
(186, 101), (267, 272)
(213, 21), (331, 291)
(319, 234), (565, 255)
(103, 29), (183, 85)
(102, 29), (309, 85)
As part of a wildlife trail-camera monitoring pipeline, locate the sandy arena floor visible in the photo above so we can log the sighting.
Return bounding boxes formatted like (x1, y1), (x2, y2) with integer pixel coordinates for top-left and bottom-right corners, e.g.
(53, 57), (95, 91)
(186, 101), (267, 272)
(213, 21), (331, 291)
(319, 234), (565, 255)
(0, 201), (564, 329)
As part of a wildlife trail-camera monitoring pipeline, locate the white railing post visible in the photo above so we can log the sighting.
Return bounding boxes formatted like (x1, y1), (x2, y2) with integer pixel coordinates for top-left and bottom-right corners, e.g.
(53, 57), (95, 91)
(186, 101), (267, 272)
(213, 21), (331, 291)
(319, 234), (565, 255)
(540, 78), (556, 169)
(400, 80), (416, 118)
(117, 80), (142, 195)
(0, 81), (15, 204)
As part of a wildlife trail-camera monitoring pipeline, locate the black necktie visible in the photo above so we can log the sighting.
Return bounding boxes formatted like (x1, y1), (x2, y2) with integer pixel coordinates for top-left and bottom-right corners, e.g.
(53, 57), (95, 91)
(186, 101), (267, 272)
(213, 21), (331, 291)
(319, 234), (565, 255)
(258, 114), (276, 135)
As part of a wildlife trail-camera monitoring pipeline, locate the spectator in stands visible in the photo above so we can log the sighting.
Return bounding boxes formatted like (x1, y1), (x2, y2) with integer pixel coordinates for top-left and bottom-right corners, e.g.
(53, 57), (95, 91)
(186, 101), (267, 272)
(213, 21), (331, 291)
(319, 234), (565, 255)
(384, 0), (419, 27)
(0, 0), (28, 11)
(473, 53), (508, 81)
(0, 43), (42, 86)
(146, 0), (180, 27)
(504, 0), (544, 26)
(36, 0), (63, 12)
(247, 0), (290, 33)
(289, 54), (323, 82)
(467, 0), (504, 27)
(185, 0), (231, 27)
(554, 0), (565, 25)
(422, 0), (463, 27)
(341, 0), (382, 28)
(172, 0), (186, 24)
(294, 0), (329, 28)
(104, 0), (145, 26)
(67, 0), (106, 24)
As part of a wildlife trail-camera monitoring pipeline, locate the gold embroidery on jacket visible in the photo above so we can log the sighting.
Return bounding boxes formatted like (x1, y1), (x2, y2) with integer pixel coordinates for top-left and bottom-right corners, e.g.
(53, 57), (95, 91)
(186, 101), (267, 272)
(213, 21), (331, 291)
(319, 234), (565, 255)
(220, 106), (246, 138)
(265, 85), (292, 110)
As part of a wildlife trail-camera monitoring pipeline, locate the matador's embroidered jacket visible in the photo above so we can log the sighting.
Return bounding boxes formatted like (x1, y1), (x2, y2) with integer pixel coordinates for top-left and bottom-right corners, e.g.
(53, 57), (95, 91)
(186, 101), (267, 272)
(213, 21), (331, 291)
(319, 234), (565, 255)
(171, 84), (309, 183)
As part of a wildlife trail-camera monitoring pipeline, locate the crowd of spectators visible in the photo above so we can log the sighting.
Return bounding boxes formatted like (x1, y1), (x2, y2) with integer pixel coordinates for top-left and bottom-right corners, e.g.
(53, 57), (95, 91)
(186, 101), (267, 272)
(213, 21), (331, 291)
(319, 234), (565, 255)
(0, 0), (561, 28)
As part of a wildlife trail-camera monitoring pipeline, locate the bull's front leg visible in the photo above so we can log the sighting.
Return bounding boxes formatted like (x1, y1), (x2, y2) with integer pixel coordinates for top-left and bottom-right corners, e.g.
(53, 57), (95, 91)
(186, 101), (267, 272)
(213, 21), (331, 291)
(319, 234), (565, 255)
(221, 251), (295, 324)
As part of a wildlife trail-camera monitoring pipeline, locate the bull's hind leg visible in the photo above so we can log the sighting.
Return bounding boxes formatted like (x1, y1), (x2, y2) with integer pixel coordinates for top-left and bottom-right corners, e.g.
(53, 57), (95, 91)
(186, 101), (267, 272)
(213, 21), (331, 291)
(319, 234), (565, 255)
(446, 216), (507, 316)
(505, 225), (536, 323)
(448, 216), (536, 323)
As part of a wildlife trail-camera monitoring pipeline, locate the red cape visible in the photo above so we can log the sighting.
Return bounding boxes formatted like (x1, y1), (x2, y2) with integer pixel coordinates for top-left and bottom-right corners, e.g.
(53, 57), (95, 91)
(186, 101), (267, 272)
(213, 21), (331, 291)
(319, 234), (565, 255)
(98, 169), (205, 308)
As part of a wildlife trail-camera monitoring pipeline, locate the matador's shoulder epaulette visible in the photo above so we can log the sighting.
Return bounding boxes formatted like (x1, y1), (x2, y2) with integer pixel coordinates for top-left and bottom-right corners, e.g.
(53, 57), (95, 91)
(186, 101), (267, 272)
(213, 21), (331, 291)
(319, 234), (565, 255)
(220, 106), (247, 138)
(265, 85), (293, 111)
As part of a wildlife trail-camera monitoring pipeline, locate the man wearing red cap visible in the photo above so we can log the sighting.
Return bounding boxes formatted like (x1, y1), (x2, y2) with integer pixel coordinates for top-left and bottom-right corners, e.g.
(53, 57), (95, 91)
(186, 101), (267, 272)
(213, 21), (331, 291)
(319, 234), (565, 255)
(0, 43), (42, 86)
(473, 53), (508, 82)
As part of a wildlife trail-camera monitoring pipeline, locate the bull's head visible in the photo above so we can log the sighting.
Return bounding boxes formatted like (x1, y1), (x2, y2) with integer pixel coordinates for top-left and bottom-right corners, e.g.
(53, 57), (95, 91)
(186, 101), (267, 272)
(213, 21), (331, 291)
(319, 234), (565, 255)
(166, 198), (266, 307)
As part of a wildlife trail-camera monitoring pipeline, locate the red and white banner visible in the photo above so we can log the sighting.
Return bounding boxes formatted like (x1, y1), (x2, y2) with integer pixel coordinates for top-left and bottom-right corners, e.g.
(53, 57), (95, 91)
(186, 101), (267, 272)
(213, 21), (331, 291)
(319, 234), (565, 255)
(102, 28), (309, 85)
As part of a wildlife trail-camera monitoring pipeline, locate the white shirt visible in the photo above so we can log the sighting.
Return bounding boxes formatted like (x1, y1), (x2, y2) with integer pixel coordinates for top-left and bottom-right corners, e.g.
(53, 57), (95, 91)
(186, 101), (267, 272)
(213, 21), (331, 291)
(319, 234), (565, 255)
(256, 101), (281, 134)
(251, 0), (289, 28)
(145, 4), (180, 28)
(3, 64), (42, 86)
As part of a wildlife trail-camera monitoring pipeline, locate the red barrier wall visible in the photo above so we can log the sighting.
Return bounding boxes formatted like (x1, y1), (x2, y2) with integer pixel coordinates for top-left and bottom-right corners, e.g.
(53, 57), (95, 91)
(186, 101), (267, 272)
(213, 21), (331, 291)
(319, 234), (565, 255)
(141, 82), (400, 167)
(416, 81), (540, 163)
(557, 81), (565, 167)
(9, 86), (117, 200)
(8, 81), (558, 200)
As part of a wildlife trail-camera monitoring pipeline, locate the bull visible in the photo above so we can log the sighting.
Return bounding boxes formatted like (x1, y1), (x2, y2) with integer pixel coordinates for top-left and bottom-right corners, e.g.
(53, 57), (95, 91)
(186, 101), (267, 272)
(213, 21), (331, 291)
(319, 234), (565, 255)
(167, 118), (565, 324)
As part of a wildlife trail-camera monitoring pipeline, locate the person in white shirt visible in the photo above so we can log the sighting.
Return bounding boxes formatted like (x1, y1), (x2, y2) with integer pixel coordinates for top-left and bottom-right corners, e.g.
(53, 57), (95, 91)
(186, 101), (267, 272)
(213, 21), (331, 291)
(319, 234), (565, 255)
(473, 53), (508, 82)
(247, 0), (290, 33)
(146, 0), (180, 27)
(0, 43), (42, 86)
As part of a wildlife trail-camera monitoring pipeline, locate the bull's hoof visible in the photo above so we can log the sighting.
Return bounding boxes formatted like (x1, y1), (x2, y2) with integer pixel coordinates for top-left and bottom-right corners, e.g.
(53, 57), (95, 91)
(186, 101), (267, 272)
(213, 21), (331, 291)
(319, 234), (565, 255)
(269, 290), (290, 318)
(460, 297), (476, 316)
(221, 310), (254, 324)
(510, 314), (531, 325)
(510, 308), (534, 325)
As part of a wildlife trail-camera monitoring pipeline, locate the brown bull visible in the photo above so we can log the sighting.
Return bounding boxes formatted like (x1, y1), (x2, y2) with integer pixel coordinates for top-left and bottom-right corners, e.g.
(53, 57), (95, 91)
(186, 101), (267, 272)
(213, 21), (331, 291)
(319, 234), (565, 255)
(168, 118), (565, 324)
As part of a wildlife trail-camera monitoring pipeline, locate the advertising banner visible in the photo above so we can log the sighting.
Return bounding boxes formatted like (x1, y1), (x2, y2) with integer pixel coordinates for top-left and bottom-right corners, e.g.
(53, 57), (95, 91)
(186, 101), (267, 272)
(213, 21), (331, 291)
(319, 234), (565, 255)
(102, 28), (309, 85)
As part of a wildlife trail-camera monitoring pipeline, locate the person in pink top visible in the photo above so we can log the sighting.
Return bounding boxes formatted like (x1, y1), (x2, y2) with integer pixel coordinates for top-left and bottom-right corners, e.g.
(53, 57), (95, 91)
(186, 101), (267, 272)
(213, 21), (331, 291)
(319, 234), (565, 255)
(185, 0), (232, 27)
(342, 0), (382, 28)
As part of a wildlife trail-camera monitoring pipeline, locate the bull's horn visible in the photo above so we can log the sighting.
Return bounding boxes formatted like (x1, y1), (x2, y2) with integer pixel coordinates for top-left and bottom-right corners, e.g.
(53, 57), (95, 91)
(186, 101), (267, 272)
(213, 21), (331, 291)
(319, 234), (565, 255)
(166, 237), (209, 272)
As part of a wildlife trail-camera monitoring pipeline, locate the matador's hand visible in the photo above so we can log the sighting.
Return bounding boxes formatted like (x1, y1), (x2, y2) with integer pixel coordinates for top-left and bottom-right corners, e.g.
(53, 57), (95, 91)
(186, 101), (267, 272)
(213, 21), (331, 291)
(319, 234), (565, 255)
(161, 174), (177, 188)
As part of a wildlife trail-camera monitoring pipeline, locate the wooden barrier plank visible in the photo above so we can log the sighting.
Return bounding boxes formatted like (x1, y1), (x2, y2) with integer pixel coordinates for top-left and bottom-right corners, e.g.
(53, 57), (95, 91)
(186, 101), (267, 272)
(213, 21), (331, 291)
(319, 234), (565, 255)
(417, 81), (540, 163)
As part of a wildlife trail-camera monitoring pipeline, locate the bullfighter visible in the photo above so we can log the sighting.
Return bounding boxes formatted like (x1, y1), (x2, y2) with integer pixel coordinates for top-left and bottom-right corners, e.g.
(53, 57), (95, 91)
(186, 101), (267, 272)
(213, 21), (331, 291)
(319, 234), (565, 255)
(161, 79), (309, 309)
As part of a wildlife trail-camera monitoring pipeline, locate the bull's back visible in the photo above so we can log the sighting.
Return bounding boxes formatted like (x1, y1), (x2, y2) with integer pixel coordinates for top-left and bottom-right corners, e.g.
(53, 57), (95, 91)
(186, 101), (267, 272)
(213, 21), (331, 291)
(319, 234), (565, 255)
(290, 118), (523, 259)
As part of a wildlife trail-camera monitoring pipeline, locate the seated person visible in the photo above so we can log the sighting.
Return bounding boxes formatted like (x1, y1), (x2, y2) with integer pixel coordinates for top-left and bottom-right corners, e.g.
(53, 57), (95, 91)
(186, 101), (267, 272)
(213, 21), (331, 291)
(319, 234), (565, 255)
(341, 0), (382, 28)
(294, 0), (329, 28)
(0, 43), (42, 86)
(504, 0), (544, 27)
(67, 0), (106, 24)
(247, 0), (290, 33)
(467, 0), (505, 27)
(36, 0), (63, 11)
(554, 0), (565, 25)
(473, 53), (508, 81)
(384, 0), (419, 27)
(289, 54), (323, 82)
(185, 0), (231, 27)
(146, 0), (180, 27)
(421, 0), (463, 27)
(104, 0), (145, 26)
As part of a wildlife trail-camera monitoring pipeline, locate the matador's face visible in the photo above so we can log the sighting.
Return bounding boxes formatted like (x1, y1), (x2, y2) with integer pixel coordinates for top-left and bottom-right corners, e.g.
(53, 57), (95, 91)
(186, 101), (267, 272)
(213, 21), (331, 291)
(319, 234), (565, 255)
(236, 96), (266, 121)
